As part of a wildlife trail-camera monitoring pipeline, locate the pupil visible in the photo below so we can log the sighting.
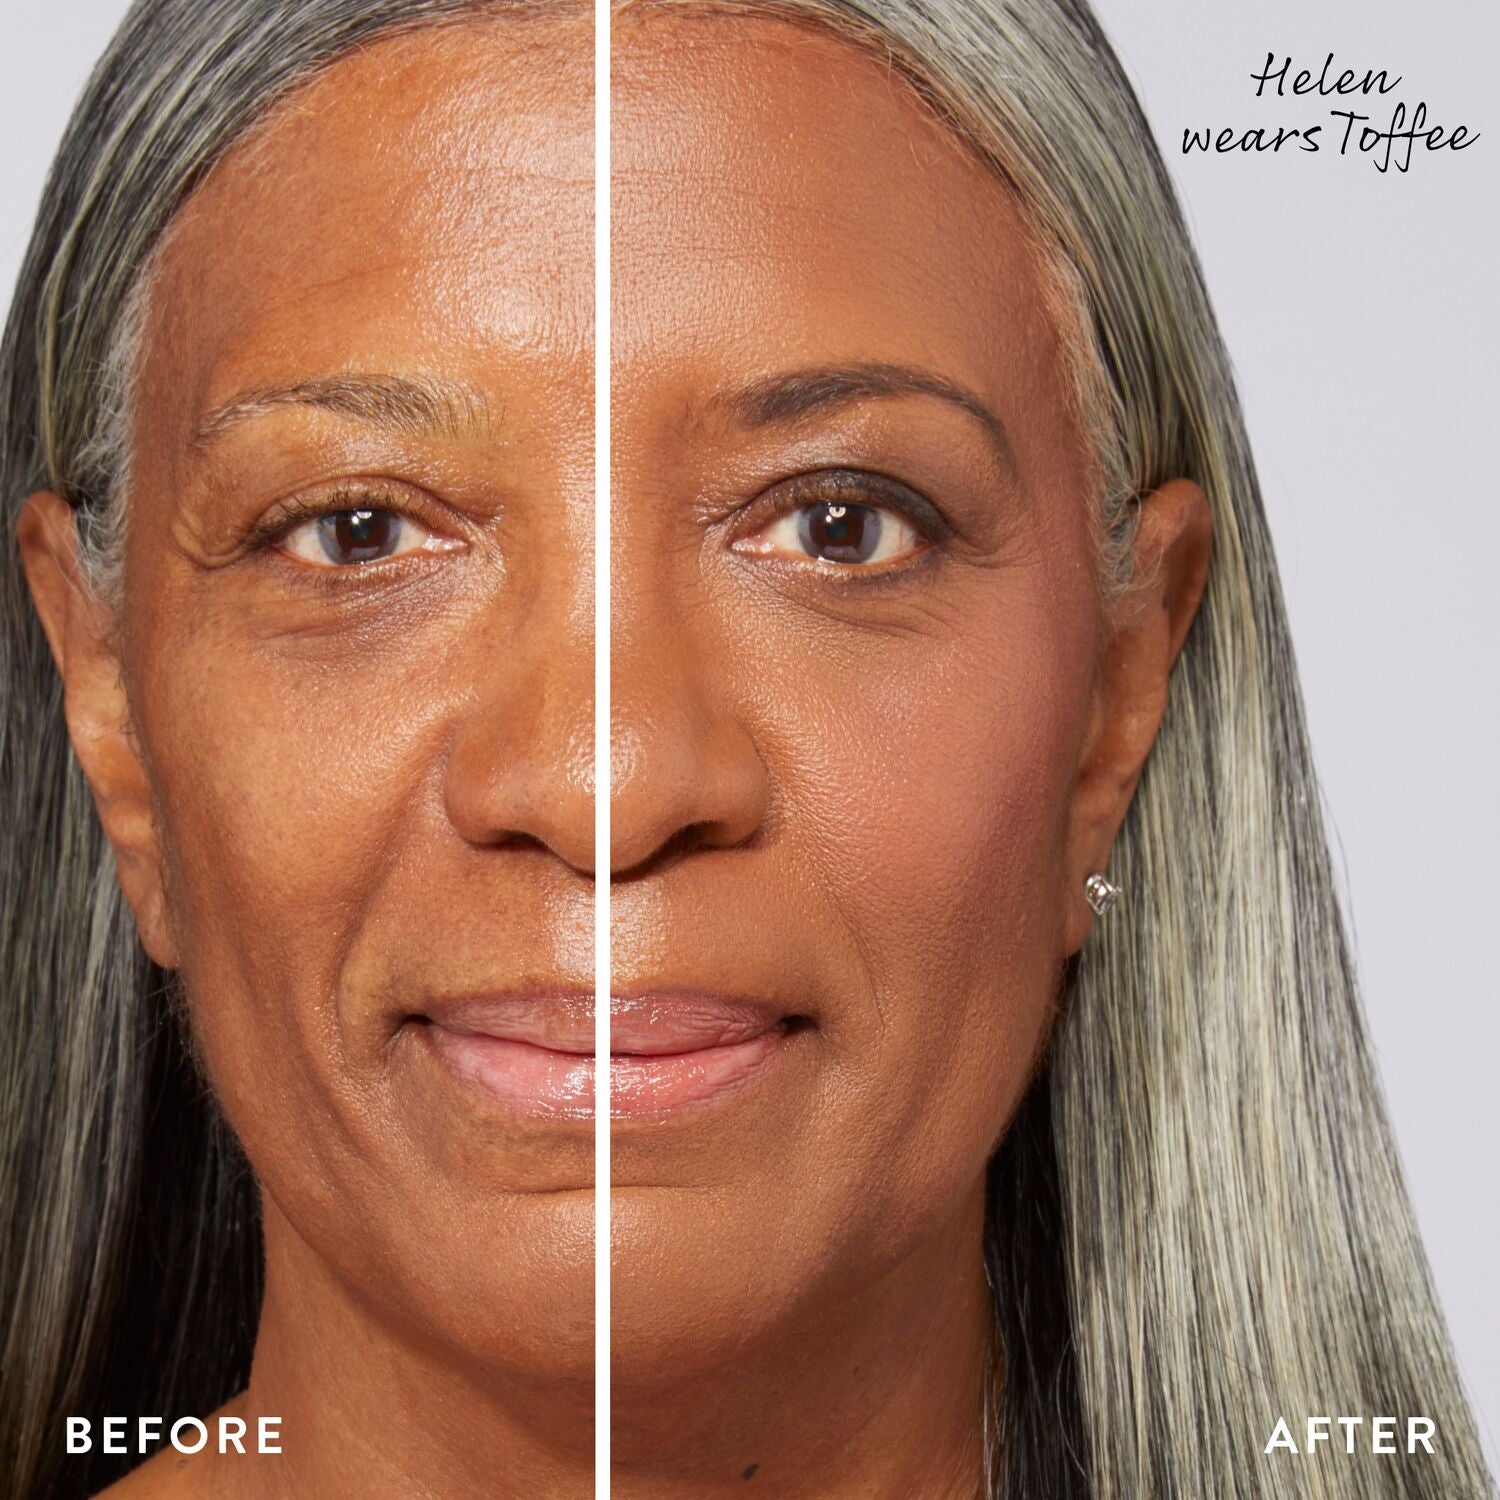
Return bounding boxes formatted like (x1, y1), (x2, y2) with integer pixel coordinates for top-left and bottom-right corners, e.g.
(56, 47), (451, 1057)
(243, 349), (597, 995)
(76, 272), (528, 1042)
(319, 509), (399, 565)
(802, 502), (878, 564)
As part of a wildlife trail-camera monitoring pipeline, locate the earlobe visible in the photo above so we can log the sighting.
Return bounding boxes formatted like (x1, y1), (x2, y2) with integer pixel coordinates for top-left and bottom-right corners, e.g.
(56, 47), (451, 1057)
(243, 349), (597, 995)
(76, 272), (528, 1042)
(1062, 477), (1213, 955)
(17, 492), (178, 968)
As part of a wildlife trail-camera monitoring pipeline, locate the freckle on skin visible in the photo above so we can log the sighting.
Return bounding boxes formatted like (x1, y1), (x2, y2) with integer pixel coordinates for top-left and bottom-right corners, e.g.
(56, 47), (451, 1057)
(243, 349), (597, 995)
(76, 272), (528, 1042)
(742, 1462), (759, 1480)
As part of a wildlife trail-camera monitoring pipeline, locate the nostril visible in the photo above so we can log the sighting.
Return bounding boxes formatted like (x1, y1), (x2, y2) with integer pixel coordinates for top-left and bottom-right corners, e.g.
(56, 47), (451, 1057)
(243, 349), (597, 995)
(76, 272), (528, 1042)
(500, 831), (564, 858)
(611, 817), (762, 882)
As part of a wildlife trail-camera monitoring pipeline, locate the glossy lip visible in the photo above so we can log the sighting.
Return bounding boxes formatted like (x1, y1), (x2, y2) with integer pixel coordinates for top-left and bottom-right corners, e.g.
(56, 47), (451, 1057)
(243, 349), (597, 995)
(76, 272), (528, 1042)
(421, 991), (596, 1120)
(609, 991), (797, 1118)
(419, 990), (798, 1119)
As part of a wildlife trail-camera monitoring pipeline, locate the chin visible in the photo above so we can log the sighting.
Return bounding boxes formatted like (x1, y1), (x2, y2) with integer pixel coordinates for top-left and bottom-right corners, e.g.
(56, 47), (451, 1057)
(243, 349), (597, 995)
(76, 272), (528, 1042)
(608, 1198), (834, 1392)
(289, 1177), (599, 1388)
(433, 1198), (597, 1371)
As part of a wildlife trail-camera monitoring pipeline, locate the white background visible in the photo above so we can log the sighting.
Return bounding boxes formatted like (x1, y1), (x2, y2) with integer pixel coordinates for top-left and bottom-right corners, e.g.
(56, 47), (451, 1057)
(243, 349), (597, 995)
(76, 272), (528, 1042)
(3, 0), (1495, 1470)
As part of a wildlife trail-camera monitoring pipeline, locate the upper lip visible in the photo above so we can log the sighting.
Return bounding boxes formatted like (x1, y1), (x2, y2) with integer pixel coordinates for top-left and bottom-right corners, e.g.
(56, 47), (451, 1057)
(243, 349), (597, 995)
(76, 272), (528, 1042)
(608, 991), (785, 1055)
(422, 990), (595, 1055)
(420, 989), (788, 1057)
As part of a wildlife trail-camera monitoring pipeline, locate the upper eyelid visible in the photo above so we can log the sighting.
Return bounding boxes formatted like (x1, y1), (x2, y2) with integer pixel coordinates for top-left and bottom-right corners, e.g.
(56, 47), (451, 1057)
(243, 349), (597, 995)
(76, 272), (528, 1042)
(248, 482), (446, 549)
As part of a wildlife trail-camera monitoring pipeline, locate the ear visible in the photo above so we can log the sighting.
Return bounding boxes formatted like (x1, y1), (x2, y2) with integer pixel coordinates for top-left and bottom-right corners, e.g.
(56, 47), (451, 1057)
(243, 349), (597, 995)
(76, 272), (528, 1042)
(1061, 478), (1212, 955)
(17, 492), (178, 967)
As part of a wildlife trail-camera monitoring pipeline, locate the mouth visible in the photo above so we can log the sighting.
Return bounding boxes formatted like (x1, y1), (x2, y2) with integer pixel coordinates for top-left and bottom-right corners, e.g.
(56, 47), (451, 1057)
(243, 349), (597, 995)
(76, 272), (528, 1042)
(417, 991), (802, 1119)
(609, 991), (801, 1117)
(418, 992), (596, 1120)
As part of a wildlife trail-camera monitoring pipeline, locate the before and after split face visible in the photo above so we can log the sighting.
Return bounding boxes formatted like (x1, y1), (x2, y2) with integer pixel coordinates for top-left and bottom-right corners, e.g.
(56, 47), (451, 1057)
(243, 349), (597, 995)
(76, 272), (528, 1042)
(8, 2), (1490, 1499)
(30, 11), (1137, 1492)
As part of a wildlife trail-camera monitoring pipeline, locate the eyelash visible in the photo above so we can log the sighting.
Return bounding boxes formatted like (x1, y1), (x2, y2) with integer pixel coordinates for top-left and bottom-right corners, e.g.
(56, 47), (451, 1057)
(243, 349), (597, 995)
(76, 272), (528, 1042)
(247, 483), (393, 549)
(246, 483), (454, 586)
(736, 468), (952, 575)
(244, 470), (945, 590)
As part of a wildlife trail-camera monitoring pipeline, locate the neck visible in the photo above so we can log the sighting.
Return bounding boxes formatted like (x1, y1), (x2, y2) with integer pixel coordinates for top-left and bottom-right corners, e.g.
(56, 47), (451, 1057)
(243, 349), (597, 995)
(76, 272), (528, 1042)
(611, 1181), (994, 1500)
(209, 1198), (595, 1500)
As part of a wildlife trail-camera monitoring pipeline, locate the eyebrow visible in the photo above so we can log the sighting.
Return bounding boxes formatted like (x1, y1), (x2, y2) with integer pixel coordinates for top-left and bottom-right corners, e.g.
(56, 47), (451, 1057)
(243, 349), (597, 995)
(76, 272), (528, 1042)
(193, 374), (495, 446)
(720, 362), (1017, 475)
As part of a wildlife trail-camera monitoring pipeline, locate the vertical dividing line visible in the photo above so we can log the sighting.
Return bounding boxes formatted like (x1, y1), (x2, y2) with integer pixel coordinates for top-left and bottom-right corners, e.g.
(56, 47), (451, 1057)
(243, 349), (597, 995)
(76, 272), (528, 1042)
(593, 0), (611, 1495)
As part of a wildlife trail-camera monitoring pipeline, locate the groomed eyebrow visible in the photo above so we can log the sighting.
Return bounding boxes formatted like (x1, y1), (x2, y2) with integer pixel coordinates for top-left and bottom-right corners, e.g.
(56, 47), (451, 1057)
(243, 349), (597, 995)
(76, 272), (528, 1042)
(193, 374), (494, 446)
(721, 362), (1017, 476)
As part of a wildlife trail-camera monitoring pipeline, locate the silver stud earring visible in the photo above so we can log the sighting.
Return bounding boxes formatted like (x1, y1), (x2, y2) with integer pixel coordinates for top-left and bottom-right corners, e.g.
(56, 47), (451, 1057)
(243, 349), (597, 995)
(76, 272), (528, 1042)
(1083, 871), (1121, 915)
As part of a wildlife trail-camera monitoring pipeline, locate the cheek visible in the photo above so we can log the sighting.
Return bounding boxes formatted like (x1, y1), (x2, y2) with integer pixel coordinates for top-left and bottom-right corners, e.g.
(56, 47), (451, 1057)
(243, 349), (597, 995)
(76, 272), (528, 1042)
(758, 571), (1097, 1146)
(842, 645), (1077, 932)
(790, 606), (1089, 958)
(130, 606), (456, 1059)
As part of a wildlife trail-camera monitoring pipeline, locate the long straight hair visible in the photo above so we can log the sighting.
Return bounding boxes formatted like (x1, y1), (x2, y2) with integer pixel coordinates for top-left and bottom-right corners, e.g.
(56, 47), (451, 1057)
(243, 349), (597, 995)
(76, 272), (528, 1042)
(0, 5), (515, 1497)
(628, 3), (1491, 1497)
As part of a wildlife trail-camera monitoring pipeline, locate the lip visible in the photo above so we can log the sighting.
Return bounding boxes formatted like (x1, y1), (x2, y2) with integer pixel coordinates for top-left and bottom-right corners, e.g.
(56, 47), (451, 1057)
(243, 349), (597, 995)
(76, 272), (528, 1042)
(418, 990), (796, 1118)
(421, 991), (596, 1120)
(609, 991), (795, 1117)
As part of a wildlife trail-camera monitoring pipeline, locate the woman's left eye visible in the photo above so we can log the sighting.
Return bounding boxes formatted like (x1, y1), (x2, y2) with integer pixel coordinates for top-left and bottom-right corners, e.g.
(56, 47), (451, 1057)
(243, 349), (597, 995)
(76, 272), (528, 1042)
(742, 502), (925, 568)
(277, 508), (448, 568)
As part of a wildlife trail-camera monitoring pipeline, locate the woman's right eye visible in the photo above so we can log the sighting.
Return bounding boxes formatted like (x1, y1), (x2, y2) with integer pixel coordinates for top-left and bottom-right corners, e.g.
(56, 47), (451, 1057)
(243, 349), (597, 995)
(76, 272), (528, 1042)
(277, 508), (453, 568)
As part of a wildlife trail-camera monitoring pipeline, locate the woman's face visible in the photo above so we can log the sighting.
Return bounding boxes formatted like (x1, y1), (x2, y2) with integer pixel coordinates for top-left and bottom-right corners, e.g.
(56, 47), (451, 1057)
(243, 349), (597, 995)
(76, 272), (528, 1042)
(608, 13), (1171, 1382)
(25, 7), (1205, 1403)
(70, 20), (598, 1382)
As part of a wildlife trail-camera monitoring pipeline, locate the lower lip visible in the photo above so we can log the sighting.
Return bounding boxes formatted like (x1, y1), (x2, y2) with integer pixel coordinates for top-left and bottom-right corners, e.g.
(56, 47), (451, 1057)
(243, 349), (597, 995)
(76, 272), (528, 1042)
(609, 1027), (787, 1117)
(425, 1027), (594, 1119)
(423, 1024), (790, 1118)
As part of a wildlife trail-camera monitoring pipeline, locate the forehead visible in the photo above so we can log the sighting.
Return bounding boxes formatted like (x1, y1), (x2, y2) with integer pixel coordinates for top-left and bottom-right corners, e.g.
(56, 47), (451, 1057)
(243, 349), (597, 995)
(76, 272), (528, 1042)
(611, 13), (1064, 403)
(140, 17), (593, 434)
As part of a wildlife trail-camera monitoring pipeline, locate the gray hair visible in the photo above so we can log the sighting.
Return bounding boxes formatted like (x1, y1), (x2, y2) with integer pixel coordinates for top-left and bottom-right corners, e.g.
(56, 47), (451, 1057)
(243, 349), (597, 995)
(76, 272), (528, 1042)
(627, 3), (1492, 1497)
(0, 4), (512, 1497)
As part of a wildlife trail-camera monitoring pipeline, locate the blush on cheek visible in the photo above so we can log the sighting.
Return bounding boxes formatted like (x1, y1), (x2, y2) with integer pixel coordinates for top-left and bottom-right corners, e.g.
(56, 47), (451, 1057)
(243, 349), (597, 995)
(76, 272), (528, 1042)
(856, 614), (1091, 897)
(771, 588), (1098, 1147)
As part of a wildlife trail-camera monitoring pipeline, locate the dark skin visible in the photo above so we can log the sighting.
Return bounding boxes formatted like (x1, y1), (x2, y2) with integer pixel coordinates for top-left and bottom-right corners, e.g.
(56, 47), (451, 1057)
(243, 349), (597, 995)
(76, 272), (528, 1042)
(23, 18), (596, 1500)
(19, 12), (1210, 1500)
(607, 14), (1208, 1500)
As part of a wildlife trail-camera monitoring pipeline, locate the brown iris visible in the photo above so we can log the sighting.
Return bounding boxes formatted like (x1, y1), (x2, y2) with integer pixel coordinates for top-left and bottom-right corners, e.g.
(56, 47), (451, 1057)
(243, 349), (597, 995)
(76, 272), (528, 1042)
(317, 509), (401, 565)
(798, 502), (880, 564)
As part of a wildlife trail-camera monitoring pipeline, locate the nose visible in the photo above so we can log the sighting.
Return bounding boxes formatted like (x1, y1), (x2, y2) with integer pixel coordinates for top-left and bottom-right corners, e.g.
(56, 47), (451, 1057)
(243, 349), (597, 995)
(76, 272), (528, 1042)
(444, 606), (595, 876)
(610, 626), (769, 877)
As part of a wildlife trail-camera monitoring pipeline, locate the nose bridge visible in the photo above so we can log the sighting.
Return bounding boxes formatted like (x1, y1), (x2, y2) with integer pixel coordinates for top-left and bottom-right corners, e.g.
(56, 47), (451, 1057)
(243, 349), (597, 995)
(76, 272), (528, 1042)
(443, 552), (595, 874)
(610, 568), (768, 877)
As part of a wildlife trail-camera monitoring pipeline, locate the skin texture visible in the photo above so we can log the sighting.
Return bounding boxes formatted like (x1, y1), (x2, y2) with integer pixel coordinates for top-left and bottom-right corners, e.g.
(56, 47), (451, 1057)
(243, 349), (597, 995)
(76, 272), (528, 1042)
(19, 11), (1211, 1500)
(23, 17), (596, 1500)
(607, 13), (1208, 1500)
